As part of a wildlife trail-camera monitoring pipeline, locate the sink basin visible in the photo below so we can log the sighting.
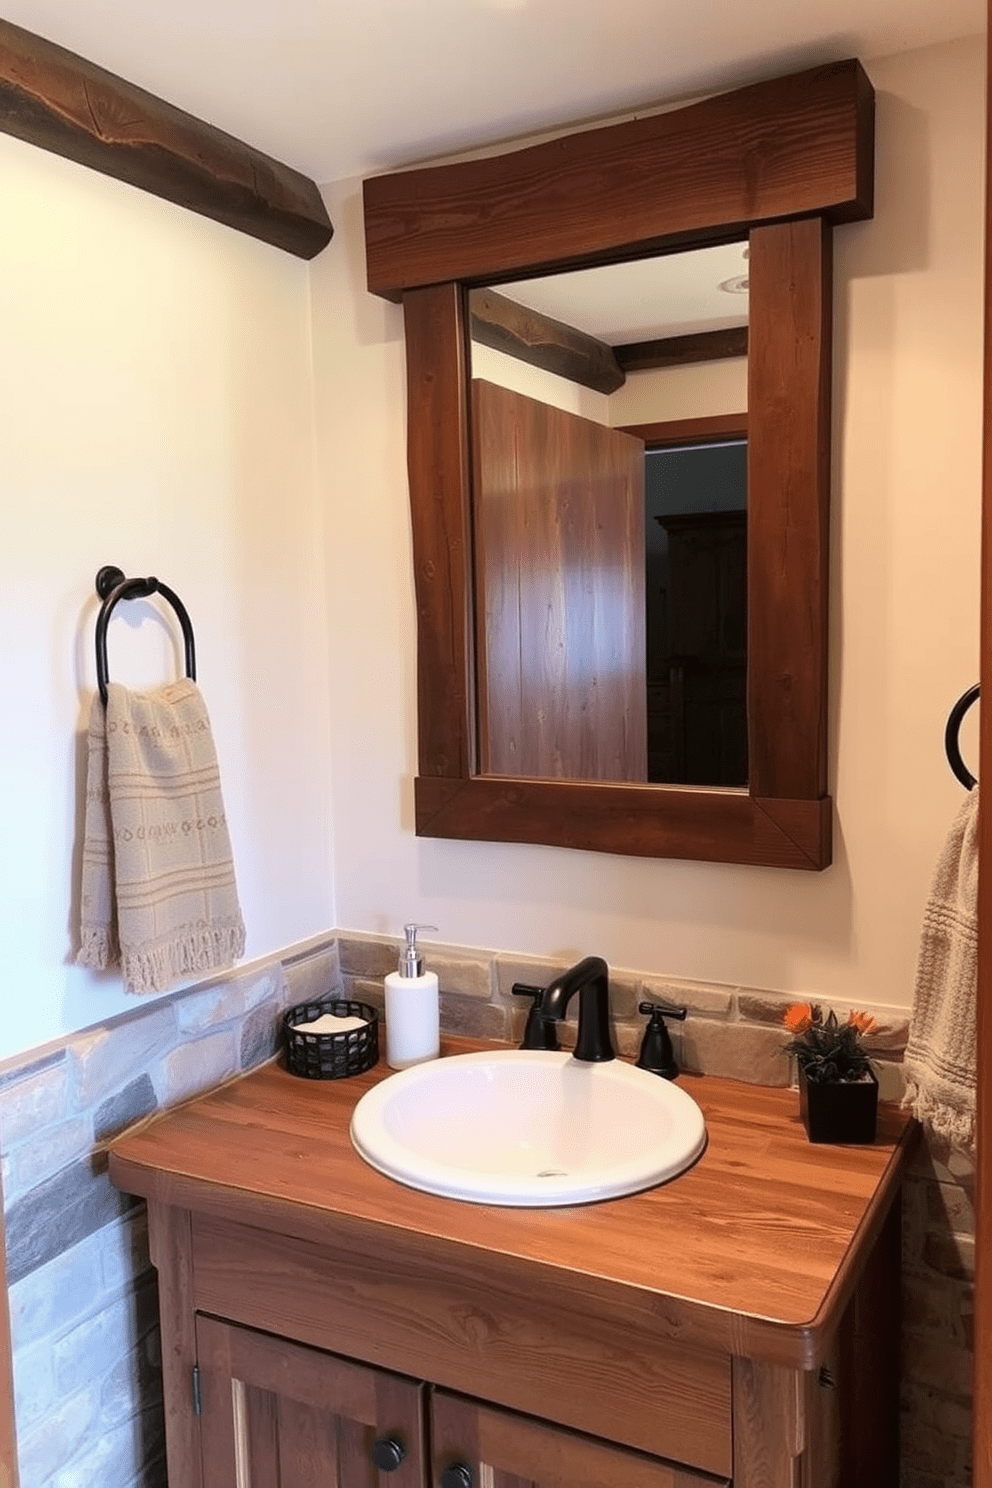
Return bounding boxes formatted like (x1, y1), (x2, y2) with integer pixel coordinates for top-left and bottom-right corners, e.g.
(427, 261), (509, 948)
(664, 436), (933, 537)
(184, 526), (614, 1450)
(350, 1050), (706, 1207)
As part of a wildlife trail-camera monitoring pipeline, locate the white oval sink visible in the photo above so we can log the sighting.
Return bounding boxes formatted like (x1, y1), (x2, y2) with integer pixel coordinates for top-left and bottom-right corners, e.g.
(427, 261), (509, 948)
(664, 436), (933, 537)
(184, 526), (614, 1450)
(350, 1050), (706, 1207)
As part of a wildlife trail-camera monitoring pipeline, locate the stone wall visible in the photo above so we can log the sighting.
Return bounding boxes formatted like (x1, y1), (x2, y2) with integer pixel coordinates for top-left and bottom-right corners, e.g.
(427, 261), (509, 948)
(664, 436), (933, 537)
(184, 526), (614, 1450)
(0, 929), (972, 1487)
(901, 1134), (975, 1488)
(1, 936), (341, 1488)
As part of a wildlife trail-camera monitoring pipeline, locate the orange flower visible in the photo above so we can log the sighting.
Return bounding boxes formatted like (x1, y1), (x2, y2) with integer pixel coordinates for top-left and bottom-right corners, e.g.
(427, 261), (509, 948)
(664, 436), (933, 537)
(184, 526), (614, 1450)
(848, 1010), (877, 1036)
(784, 1003), (814, 1033)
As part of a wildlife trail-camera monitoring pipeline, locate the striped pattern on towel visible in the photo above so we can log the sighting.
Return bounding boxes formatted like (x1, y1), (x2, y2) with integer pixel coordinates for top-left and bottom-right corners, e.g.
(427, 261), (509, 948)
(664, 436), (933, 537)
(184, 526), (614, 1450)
(78, 679), (245, 993)
(902, 787), (978, 1153)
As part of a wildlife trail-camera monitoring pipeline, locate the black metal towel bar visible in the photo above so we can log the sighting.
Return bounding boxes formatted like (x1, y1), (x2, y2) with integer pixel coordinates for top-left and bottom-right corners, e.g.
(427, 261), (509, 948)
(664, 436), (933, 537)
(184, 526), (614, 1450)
(94, 565), (197, 705)
(945, 684), (979, 790)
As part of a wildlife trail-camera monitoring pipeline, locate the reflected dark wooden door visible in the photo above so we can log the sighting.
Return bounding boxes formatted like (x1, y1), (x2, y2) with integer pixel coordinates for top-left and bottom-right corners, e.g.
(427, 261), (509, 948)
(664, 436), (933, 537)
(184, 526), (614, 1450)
(472, 379), (646, 782)
(654, 510), (747, 787)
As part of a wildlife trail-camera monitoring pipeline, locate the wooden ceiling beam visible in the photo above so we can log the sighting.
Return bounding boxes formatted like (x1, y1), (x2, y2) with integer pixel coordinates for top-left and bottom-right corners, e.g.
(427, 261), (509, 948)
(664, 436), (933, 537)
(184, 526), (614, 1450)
(0, 18), (332, 260)
(468, 287), (625, 394)
(615, 325), (748, 372)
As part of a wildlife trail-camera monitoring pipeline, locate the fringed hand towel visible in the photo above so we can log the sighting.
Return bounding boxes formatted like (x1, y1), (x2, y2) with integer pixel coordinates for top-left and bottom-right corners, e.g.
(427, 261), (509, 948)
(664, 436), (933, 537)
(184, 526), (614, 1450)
(78, 679), (245, 993)
(902, 787), (979, 1153)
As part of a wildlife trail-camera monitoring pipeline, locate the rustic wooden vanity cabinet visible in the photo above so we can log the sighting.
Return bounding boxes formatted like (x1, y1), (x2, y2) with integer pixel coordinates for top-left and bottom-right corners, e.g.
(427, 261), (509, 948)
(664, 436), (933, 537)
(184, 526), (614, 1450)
(109, 1043), (914, 1488)
(196, 1313), (714, 1488)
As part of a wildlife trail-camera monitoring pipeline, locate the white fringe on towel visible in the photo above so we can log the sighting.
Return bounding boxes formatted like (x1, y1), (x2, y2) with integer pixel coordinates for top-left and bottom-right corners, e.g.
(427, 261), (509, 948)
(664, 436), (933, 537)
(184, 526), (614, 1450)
(902, 787), (979, 1153)
(78, 680), (245, 994)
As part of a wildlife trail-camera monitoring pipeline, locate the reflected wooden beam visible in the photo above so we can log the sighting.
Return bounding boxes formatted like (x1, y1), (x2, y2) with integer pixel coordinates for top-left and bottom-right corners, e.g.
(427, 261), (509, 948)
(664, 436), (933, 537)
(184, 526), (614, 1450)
(615, 325), (748, 372)
(620, 412), (747, 448)
(0, 18), (332, 259)
(469, 288), (625, 394)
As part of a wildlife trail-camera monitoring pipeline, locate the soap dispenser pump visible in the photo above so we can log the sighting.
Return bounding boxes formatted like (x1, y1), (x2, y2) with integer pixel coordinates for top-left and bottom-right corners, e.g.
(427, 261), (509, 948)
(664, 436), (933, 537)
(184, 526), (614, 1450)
(384, 924), (440, 1070)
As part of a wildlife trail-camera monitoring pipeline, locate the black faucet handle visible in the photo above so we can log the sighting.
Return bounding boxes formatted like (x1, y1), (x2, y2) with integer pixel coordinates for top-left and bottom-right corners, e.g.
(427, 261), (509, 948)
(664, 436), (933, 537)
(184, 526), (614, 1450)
(636, 1001), (687, 1079)
(638, 1000), (688, 1021)
(512, 983), (560, 1050)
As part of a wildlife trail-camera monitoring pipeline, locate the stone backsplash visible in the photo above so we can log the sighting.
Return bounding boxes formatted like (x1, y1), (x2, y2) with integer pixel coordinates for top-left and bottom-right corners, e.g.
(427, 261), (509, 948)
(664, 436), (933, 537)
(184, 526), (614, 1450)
(337, 930), (911, 1095)
(0, 929), (972, 1488)
(1, 935), (342, 1488)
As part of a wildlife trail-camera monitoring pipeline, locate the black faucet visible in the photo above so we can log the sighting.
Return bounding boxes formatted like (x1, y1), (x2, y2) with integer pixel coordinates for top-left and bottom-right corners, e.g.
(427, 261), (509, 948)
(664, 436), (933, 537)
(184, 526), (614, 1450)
(538, 956), (615, 1062)
(511, 983), (561, 1050)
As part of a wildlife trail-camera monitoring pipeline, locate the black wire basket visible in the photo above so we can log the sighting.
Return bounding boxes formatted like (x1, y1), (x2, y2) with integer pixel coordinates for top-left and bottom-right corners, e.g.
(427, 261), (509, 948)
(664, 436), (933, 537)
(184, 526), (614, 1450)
(282, 998), (379, 1080)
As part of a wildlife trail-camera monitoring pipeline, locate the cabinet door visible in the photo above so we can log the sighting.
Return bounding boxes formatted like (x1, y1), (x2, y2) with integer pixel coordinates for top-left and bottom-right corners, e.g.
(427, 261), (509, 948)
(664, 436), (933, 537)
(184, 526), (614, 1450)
(431, 1390), (729, 1488)
(196, 1314), (426, 1488)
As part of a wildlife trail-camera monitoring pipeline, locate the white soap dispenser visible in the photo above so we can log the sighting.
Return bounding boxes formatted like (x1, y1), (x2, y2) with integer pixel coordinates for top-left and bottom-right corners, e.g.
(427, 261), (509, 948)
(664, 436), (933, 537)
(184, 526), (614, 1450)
(384, 923), (440, 1070)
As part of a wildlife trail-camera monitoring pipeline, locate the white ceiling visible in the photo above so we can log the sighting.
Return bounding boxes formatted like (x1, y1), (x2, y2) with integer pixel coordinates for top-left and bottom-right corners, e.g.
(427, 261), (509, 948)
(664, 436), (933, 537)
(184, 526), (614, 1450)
(501, 243), (751, 344)
(0, 0), (985, 186)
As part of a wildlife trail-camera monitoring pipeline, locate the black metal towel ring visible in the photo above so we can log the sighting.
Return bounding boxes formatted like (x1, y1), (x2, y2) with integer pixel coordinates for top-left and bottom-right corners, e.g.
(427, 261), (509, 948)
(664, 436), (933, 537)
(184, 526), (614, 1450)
(94, 565), (197, 705)
(944, 684), (980, 790)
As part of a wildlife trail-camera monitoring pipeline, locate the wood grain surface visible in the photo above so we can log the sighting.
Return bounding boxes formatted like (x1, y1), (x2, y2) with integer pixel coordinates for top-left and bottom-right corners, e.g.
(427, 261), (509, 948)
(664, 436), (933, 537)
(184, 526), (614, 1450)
(188, 1207), (733, 1473)
(620, 414), (748, 449)
(413, 775), (832, 868)
(404, 283), (475, 781)
(111, 1040), (914, 1374)
(431, 1390), (727, 1488)
(398, 186), (836, 864)
(469, 288), (625, 393)
(614, 327), (748, 373)
(196, 1315), (427, 1488)
(364, 60), (873, 298)
(747, 218), (832, 800)
(472, 380), (647, 781)
(0, 18), (332, 259)
(975, 6), (992, 1483)
(148, 1204), (202, 1488)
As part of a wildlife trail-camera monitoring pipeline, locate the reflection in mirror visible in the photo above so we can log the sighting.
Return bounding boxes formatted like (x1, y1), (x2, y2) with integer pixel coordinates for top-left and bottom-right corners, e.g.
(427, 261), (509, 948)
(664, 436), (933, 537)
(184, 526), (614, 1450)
(645, 440), (747, 787)
(469, 243), (749, 787)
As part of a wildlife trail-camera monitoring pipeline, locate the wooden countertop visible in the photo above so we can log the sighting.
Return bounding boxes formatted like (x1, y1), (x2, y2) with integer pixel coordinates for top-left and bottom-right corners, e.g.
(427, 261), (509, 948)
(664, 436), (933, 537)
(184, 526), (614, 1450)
(109, 1039), (915, 1370)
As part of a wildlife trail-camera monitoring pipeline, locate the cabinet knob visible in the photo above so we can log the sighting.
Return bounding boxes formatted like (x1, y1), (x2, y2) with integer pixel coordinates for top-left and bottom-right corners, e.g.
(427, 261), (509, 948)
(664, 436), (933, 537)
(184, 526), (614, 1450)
(372, 1436), (406, 1471)
(440, 1465), (474, 1488)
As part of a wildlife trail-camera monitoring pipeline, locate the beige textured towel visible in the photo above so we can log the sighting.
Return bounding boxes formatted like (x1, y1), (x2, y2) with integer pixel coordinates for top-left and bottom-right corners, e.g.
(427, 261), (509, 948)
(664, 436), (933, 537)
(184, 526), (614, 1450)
(902, 787), (979, 1153)
(78, 679), (245, 993)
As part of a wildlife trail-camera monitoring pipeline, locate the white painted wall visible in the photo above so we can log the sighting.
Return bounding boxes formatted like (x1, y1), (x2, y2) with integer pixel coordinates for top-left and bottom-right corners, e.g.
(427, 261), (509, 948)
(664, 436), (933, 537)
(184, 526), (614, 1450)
(471, 343), (610, 420)
(608, 358), (748, 424)
(472, 340), (748, 424)
(0, 34), (981, 1061)
(312, 36), (985, 1013)
(0, 134), (335, 1059)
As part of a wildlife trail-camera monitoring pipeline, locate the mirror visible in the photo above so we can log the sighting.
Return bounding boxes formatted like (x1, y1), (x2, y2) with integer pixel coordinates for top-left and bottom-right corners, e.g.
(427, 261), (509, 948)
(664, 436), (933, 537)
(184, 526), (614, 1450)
(363, 58), (876, 868)
(468, 244), (749, 788)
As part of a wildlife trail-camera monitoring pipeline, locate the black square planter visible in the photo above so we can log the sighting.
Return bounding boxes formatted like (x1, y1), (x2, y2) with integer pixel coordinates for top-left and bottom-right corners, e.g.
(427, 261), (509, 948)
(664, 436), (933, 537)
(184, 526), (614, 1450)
(799, 1067), (878, 1144)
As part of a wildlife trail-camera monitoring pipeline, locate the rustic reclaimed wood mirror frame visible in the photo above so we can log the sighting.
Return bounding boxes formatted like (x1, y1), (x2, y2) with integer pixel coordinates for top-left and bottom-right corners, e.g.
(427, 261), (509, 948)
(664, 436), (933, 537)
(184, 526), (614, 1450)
(363, 59), (876, 869)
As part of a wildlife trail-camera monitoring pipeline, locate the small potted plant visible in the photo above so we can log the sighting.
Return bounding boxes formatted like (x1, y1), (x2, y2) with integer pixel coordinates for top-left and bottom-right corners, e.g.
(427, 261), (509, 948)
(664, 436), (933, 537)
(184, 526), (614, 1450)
(783, 1003), (879, 1144)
